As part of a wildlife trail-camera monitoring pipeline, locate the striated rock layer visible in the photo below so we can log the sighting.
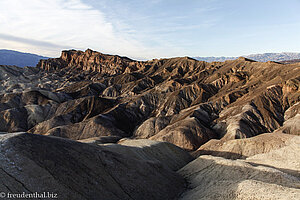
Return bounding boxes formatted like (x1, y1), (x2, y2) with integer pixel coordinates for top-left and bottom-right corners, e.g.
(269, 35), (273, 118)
(1, 49), (299, 150)
(1, 49), (300, 199)
(179, 135), (300, 200)
(193, 132), (298, 159)
(0, 132), (192, 200)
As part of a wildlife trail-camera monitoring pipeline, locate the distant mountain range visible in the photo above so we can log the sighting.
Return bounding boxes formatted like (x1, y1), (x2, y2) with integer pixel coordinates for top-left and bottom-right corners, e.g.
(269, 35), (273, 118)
(194, 52), (300, 62)
(0, 49), (49, 67)
(1, 49), (300, 67)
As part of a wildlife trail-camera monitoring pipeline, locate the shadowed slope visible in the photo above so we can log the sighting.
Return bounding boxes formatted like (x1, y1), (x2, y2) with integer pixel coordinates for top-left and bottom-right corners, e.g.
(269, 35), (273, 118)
(0, 132), (192, 200)
(0, 49), (299, 150)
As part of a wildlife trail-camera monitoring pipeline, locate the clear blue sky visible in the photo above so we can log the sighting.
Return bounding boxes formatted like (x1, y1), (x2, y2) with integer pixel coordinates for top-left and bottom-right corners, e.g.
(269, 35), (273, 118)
(0, 0), (300, 59)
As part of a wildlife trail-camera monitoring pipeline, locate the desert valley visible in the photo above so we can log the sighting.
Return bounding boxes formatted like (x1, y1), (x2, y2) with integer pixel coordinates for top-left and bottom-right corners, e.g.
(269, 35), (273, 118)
(0, 49), (299, 199)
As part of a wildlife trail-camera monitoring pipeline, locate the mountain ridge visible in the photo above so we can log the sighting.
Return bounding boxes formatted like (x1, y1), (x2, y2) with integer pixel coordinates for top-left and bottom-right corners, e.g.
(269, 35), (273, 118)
(0, 48), (299, 199)
(1, 48), (299, 150)
(0, 49), (49, 67)
(194, 52), (300, 62)
(2, 49), (300, 67)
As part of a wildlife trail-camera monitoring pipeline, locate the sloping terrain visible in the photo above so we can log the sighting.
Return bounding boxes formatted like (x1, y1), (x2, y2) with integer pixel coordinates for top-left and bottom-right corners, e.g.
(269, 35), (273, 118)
(179, 135), (300, 200)
(0, 132), (191, 200)
(0, 48), (299, 199)
(0, 49), (299, 151)
(0, 49), (49, 67)
(194, 52), (300, 62)
(281, 59), (300, 64)
(193, 133), (298, 159)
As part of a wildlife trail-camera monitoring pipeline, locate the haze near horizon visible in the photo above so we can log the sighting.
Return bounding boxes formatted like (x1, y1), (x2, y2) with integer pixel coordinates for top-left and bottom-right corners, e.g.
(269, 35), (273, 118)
(0, 0), (300, 60)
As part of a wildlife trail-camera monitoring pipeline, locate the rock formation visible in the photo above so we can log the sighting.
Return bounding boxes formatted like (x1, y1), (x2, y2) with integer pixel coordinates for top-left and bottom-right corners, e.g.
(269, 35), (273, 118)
(193, 133), (297, 159)
(179, 145), (300, 200)
(179, 135), (300, 199)
(0, 48), (300, 199)
(1, 49), (299, 150)
(0, 132), (191, 200)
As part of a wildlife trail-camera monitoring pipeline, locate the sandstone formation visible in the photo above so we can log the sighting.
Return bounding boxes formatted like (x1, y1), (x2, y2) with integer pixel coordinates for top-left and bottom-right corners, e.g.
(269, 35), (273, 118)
(273, 102), (300, 135)
(79, 138), (193, 171)
(0, 132), (191, 200)
(1, 49), (299, 150)
(193, 133), (297, 159)
(0, 48), (300, 199)
(0, 49), (299, 150)
(246, 135), (300, 178)
(179, 136), (300, 200)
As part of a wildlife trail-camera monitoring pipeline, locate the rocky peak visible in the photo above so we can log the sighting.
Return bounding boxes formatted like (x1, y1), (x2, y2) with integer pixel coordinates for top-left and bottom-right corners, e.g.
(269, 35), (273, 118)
(1, 47), (300, 200)
(237, 56), (256, 62)
(38, 49), (140, 75)
(36, 57), (67, 71)
(60, 49), (79, 63)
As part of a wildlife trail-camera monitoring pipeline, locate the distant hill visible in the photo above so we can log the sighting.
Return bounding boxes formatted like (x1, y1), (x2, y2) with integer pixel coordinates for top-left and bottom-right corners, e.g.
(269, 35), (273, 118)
(194, 52), (300, 62)
(280, 59), (300, 64)
(0, 49), (49, 67)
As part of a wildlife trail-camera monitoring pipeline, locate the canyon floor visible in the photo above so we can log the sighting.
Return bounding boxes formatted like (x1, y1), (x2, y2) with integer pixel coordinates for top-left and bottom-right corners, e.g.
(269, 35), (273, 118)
(0, 49), (299, 199)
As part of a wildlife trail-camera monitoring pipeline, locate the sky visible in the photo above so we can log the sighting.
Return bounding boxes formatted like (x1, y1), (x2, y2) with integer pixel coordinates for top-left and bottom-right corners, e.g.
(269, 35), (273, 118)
(0, 0), (300, 60)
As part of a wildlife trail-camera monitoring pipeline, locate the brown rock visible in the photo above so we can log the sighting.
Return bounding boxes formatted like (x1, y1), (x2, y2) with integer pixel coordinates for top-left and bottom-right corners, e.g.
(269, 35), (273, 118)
(193, 133), (297, 159)
(1, 49), (300, 150)
(0, 132), (189, 200)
